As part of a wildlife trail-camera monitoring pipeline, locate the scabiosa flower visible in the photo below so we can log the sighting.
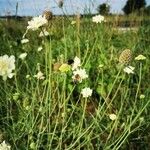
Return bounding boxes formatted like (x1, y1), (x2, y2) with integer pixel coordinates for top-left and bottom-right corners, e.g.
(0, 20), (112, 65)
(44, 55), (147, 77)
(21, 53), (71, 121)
(19, 53), (27, 60)
(72, 56), (81, 70)
(140, 94), (145, 99)
(37, 46), (43, 52)
(21, 38), (29, 44)
(27, 15), (48, 31)
(81, 87), (93, 98)
(0, 55), (15, 80)
(34, 71), (45, 80)
(92, 15), (105, 23)
(0, 141), (11, 150)
(72, 68), (88, 83)
(39, 30), (49, 37)
(119, 49), (132, 64)
(135, 54), (146, 61)
(123, 66), (135, 74)
(109, 114), (117, 121)
(42, 10), (53, 21)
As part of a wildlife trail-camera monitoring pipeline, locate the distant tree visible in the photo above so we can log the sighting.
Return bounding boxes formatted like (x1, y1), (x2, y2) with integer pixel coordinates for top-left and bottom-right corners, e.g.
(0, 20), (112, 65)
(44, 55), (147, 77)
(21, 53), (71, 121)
(97, 3), (110, 15)
(144, 5), (150, 16)
(123, 0), (146, 15)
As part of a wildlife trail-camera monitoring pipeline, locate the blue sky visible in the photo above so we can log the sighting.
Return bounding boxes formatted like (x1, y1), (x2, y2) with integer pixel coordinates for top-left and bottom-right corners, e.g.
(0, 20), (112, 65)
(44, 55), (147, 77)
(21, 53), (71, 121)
(0, 0), (150, 16)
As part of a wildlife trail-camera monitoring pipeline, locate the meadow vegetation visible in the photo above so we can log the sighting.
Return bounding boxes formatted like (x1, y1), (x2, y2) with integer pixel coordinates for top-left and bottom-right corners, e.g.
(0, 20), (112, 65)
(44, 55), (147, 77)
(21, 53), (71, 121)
(0, 14), (150, 149)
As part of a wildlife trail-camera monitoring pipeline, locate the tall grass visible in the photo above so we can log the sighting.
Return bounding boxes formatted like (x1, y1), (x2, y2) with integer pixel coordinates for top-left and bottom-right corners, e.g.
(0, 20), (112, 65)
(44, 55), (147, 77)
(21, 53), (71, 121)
(0, 15), (150, 149)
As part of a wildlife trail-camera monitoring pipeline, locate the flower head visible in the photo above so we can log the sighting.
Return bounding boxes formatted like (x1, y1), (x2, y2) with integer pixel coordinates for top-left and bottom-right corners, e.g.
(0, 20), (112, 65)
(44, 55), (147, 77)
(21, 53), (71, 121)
(37, 46), (43, 52)
(72, 56), (81, 70)
(140, 94), (145, 99)
(34, 71), (45, 80)
(81, 87), (93, 98)
(42, 10), (53, 21)
(0, 55), (15, 80)
(123, 66), (135, 74)
(135, 54), (146, 61)
(109, 114), (117, 121)
(27, 15), (48, 31)
(119, 49), (132, 64)
(21, 38), (29, 44)
(0, 141), (11, 150)
(72, 68), (88, 83)
(92, 15), (105, 23)
(19, 53), (27, 60)
(39, 30), (49, 37)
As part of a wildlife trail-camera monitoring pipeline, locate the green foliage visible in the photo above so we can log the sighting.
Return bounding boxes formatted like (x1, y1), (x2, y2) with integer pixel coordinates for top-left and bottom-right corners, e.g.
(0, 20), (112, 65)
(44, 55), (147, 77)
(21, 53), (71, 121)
(0, 16), (150, 149)
(97, 3), (110, 15)
(123, 0), (146, 15)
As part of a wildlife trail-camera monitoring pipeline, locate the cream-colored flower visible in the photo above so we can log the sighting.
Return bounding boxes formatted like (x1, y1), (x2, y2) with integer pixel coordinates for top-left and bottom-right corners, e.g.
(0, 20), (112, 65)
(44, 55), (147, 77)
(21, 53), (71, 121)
(27, 15), (48, 31)
(0, 141), (11, 150)
(37, 46), (43, 52)
(0, 55), (15, 80)
(34, 71), (45, 80)
(72, 68), (88, 83)
(135, 54), (146, 61)
(92, 15), (105, 23)
(71, 21), (76, 25)
(123, 66), (135, 74)
(72, 56), (81, 70)
(109, 114), (117, 121)
(81, 87), (93, 98)
(140, 94), (145, 99)
(21, 38), (29, 44)
(39, 30), (49, 37)
(19, 53), (27, 60)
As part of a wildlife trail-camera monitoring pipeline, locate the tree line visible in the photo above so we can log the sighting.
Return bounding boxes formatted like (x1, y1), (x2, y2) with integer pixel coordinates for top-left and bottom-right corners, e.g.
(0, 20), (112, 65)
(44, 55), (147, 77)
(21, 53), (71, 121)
(97, 0), (150, 15)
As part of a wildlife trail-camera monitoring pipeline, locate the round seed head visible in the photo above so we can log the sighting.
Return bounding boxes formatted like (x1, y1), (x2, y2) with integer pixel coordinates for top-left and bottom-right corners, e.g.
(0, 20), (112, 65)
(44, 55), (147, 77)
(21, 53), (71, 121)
(43, 10), (53, 21)
(119, 49), (132, 64)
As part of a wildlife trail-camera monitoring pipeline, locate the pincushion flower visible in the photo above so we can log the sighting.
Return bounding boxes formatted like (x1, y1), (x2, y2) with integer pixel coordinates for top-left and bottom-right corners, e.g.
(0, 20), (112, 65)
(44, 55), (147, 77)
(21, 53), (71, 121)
(123, 66), (135, 74)
(19, 53), (27, 60)
(59, 63), (71, 73)
(21, 38), (29, 44)
(37, 46), (43, 52)
(92, 15), (105, 23)
(81, 87), (93, 98)
(72, 56), (81, 70)
(27, 15), (48, 31)
(135, 54), (146, 61)
(0, 55), (15, 80)
(34, 71), (45, 80)
(0, 141), (11, 150)
(72, 68), (88, 83)
(39, 30), (49, 37)
(109, 114), (117, 121)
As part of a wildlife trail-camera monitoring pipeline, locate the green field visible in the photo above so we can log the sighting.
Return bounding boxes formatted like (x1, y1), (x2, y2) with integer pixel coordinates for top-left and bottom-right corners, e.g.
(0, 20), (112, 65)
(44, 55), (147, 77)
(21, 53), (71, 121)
(0, 15), (150, 149)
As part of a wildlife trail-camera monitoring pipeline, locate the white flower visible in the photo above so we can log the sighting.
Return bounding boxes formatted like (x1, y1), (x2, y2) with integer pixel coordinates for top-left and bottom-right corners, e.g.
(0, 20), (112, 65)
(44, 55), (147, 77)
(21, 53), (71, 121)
(81, 87), (93, 98)
(0, 55), (15, 80)
(71, 21), (76, 25)
(27, 15), (48, 31)
(92, 15), (105, 23)
(37, 46), (43, 52)
(72, 56), (81, 70)
(21, 38), (29, 44)
(109, 114), (117, 121)
(72, 68), (88, 83)
(34, 71), (45, 80)
(135, 54), (146, 61)
(0, 141), (11, 150)
(39, 30), (49, 37)
(140, 94), (145, 99)
(19, 53), (27, 60)
(123, 66), (135, 74)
